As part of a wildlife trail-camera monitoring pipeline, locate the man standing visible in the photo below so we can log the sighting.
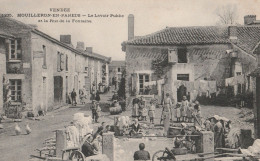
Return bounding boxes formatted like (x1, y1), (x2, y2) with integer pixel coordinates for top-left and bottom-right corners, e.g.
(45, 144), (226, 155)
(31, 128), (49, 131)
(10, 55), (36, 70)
(213, 115), (224, 149)
(91, 100), (97, 123)
(133, 143), (150, 160)
(71, 89), (77, 106)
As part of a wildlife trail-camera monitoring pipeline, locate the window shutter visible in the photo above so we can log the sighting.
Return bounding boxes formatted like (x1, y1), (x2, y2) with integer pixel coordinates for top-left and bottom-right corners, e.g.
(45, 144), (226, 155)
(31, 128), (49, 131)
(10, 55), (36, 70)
(57, 52), (61, 72)
(66, 55), (68, 71)
(60, 53), (65, 71)
(151, 73), (157, 81)
(5, 39), (10, 60)
(168, 48), (178, 63)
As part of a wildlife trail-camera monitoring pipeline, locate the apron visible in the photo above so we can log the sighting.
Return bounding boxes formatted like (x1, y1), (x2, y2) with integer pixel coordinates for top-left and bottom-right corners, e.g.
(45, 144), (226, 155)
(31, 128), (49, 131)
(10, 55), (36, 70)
(148, 105), (155, 118)
(132, 103), (139, 117)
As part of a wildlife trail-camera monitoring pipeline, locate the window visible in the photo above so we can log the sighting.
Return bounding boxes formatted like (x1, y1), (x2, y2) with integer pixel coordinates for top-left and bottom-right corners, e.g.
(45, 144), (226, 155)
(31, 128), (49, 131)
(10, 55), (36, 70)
(237, 83), (242, 94)
(84, 67), (88, 75)
(177, 48), (187, 63)
(9, 39), (22, 60)
(60, 53), (65, 71)
(139, 74), (150, 94)
(9, 79), (22, 102)
(118, 68), (121, 72)
(43, 45), (46, 68)
(177, 74), (189, 81)
(57, 52), (65, 72)
(236, 72), (242, 76)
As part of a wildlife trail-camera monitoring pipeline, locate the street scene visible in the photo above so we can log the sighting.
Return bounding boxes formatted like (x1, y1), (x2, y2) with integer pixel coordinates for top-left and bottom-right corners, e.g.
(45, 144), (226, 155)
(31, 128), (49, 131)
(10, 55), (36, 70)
(1, 0), (260, 161)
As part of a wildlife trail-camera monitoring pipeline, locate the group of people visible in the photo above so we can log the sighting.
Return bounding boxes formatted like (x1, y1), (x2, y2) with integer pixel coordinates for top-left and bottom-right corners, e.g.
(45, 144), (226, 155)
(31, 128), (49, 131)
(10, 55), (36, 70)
(131, 93), (202, 125)
(69, 83), (101, 106)
(82, 122), (111, 158)
(132, 95), (148, 121)
(162, 94), (202, 124)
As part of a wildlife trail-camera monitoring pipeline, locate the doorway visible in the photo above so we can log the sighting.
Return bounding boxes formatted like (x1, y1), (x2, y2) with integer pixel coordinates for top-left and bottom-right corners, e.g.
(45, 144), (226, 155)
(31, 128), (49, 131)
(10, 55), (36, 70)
(42, 77), (47, 111)
(54, 76), (63, 103)
(177, 85), (187, 102)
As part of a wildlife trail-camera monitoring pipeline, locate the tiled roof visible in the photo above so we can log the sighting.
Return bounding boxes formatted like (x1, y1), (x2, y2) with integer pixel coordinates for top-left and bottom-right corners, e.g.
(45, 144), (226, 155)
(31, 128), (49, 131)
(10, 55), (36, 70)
(123, 26), (260, 54)
(124, 26), (229, 45)
(109, 61), (125, 67)
(236, 26), (260, 54)
(0, 30), (14, 38)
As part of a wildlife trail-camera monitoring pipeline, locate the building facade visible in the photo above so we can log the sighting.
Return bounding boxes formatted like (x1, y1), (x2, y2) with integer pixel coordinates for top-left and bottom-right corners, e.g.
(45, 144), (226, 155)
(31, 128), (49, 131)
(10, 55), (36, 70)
(0, 17), (110, 115)
(108, 61), (126, 86)
(122, 15), (260, 104)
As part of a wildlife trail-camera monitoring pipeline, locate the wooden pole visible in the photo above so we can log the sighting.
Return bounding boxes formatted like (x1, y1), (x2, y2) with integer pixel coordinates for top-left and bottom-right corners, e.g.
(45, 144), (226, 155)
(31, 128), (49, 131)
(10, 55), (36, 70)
(256, 76), (260, 138)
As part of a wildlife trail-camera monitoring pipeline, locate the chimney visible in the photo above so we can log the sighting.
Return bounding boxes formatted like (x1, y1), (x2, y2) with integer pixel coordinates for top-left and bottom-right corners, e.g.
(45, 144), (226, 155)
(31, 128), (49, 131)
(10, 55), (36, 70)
(128, 14), (134, 40)
(60, 35), (71, 44)
(86, 47), (93, 53)
(76, 41), (85, 51)
(228, 26), (237, 43)
(244, 15), (256, 25)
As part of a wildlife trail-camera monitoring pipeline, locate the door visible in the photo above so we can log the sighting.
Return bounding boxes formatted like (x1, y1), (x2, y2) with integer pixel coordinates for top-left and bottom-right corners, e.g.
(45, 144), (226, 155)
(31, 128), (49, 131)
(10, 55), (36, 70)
(54, 76), (63, 103)
(42, 77), (47, 111)
(85, 76), (90, 94)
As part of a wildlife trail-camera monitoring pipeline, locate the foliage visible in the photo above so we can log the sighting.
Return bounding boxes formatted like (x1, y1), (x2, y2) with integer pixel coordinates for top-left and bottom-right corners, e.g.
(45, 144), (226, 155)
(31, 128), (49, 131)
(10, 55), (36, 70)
(151, 57), (169, 78)
(215, 4), (238, 25)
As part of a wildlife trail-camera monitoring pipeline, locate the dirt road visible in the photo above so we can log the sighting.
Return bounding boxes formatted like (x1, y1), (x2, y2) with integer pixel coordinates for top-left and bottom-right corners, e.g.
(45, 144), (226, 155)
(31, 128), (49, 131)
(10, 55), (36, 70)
(0, 95), (253, 161)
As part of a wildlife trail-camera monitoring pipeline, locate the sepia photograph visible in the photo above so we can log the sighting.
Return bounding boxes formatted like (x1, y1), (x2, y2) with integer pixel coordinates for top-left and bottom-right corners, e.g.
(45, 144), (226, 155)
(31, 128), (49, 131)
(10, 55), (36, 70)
(1, 0), (260, 160)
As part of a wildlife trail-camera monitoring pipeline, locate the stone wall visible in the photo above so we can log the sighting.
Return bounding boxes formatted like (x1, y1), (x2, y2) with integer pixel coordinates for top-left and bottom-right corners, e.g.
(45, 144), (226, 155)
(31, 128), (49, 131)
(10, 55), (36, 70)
(125, 44), (257, 104)
(0, 39), (6, 113)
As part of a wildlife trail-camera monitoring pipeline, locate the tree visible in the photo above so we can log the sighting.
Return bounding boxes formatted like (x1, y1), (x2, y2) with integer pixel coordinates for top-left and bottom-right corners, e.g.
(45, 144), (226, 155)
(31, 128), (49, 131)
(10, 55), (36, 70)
(117, 68), (126, 100)
(215, 4), (238, 25)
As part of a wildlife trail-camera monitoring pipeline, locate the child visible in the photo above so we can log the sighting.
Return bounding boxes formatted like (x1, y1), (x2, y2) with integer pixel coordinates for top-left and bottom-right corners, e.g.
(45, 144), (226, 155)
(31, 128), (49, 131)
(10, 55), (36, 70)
(176, 103), (181, 122)
(96, 102), (101, 123)
(187, 103), (194, 123)
(142, 107), (148, 121)
(148, 101), (156, 124)
(193, 101), (202, 126)
(181, 96), (189, 122)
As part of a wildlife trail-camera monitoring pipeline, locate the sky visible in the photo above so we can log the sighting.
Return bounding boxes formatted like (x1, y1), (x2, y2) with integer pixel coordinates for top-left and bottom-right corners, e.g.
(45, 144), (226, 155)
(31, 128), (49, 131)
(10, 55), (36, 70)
(1, 0), (260, 60)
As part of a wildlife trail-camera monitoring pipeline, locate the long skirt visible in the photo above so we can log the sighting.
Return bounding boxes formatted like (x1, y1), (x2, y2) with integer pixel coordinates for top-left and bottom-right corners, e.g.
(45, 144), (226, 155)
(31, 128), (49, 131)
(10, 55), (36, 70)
(132, 103), (139, 117)
(163, 112), (170, 134)
(148, 110), (155, 118)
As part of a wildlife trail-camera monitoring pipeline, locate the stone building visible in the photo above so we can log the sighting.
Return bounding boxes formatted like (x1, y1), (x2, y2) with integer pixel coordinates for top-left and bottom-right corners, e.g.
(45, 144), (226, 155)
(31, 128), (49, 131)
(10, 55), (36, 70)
(0, 17), (110, 114)
(122, 14), (260, 104)
(108, 61), (126, 86)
